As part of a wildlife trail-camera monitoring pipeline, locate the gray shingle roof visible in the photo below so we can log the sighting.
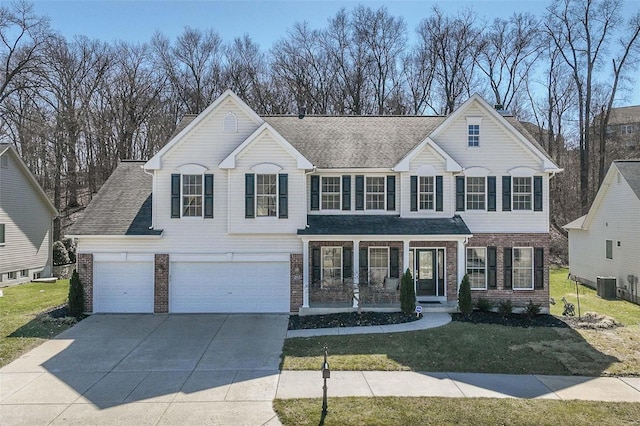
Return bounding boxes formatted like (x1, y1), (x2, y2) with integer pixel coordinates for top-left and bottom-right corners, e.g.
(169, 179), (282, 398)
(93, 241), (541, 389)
(615, 160), (640, 199)
(264, 116), (445, 168)
(297, 215), (471, 236)
(606, 106), (640, 126)
(67, 161), (160, 236)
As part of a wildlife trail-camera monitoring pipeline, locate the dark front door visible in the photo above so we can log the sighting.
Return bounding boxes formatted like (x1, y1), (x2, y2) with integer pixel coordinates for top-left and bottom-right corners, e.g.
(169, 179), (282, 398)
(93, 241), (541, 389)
(416, 249), (437, 297)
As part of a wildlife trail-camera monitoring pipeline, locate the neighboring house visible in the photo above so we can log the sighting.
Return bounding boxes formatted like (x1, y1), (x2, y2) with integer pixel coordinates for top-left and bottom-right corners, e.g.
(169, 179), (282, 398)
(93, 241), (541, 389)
(0, 144), (58, 285)
(67, 90), (561, 314)
(603, 106), (640, 150)
(564, 160), (640, 304)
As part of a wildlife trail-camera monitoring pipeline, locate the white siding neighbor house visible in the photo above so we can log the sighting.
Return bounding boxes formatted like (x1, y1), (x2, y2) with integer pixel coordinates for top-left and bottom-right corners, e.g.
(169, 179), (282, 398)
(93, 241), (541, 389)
(0, 144), (58, 285)
(68, 90), (561, 314)
(564, 160), (640, 303)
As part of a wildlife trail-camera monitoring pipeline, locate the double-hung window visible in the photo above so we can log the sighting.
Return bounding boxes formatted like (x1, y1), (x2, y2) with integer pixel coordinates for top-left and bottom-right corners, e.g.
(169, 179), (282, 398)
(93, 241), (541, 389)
(369, 247), (389, 286)
(419, 176), (434, 210)
(512, 247), (533, 290)
(466, 248), (486, 289)
(321, 247), (342, 286)
(366, 177), (385, 210)
(321, 177), (340, 210)
(0, 223), (5, 245)
(468, 124), (480, 147)
(466, 177), (486, 210)
(605, 240), (613, 260)
(182, 175), (203, 217)
(512, 177), (532, 210)
(256, 174), (277, 217)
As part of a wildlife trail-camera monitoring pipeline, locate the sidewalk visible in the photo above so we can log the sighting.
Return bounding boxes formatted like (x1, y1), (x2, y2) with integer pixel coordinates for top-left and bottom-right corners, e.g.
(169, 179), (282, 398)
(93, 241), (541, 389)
(277, 371), (640, 402)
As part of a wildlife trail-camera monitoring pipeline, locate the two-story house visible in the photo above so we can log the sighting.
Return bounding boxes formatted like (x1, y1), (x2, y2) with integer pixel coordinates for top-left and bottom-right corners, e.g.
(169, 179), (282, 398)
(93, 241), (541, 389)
(68, 90), (561, 314)
(0, 144), (58, 285)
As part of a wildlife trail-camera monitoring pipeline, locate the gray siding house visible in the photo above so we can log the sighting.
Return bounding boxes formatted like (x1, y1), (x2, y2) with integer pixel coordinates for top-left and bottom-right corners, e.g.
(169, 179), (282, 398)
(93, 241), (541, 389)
(0, 144), (58, 285)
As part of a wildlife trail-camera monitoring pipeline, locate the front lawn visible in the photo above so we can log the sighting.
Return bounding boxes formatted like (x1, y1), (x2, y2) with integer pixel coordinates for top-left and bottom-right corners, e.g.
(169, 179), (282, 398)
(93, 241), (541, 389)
(273, 397), (640, 426)
(0, 280), (73, 367)
(282, 268), (640, 376)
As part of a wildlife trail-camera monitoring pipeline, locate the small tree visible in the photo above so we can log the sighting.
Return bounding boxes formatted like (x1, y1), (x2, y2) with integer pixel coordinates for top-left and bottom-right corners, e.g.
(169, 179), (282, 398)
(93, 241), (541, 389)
(400, 268), (416, 314)
(458, 274), (473, 317)
(53, 241), (70, 266)
(68, 269), (84, 318)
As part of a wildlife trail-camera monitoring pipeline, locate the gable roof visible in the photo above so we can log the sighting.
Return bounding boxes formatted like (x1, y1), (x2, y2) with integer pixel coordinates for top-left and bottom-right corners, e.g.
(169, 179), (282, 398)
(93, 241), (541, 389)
(145, 90), (263, 170)
(0, 144), (58, 216)
(615, 160), (640, 199)
(264, 116), (444, 169)
(66, 161), (160, 237)
(603, 105), (640, 126)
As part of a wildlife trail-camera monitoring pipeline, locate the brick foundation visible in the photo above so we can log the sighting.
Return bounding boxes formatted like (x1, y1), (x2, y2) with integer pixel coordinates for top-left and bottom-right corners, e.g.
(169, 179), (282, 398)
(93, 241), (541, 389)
(154, 254), (169, 313)
(77, 253), (93, 313)
(290, 254), (303, 312)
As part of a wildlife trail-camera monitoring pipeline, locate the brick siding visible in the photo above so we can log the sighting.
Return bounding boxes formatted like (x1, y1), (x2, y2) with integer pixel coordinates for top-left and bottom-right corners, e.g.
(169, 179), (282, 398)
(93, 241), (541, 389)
(290, 254), (303, 312)
(77, 253), (93, 313)
(154, 254), (169, 313)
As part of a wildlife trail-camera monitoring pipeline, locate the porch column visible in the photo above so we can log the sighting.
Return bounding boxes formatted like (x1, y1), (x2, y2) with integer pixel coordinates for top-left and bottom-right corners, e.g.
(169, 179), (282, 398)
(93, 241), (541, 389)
(403, 240), (410, 277)
(457, 238), (466, 292)
(302, 239), (309, 308)
(353, 240), (360, 308)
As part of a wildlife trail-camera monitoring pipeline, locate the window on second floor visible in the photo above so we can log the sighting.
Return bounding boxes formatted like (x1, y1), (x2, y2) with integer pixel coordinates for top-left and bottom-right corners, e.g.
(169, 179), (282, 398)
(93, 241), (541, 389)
(256, 174), (277, 217)
(621, 124), (634, 135)
(171, 172), (214, 219)
(466, 177), (486, 210)
(182, 174), (203, 217)
(468, 124), (480, 147)
(245, 172), (288, 219)
(321, 177), (341, 210)
(366, 176), (385, 210)
(512, 177), (532, 210)
(419, 176), (434, 210)
(606, 239), (613, 259)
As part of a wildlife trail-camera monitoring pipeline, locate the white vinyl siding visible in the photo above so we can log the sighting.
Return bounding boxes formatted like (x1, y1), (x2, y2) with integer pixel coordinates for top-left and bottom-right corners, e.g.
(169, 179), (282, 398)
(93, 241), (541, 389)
(512, 247), (533, 290)
(466, 247), (486, 289)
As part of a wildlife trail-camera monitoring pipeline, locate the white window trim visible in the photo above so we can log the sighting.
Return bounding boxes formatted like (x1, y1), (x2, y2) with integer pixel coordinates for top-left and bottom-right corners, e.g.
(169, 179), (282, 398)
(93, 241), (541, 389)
(321, 246), (343, 287)
(466, 176), (487, 211)
(255, 173), (278, 218)
(368, 246), (390, 284)
(223, 112), (238, 132)
(365, 176), (386, 211)
(512, 247), (534, 291)
(320, 176), (342, 211)
(466, 247), (487, 290)
(512, 176), (533, 211)
(181, 173), (204, 218)
(418, 175), (435, 211)
(466, 117), (482, 148)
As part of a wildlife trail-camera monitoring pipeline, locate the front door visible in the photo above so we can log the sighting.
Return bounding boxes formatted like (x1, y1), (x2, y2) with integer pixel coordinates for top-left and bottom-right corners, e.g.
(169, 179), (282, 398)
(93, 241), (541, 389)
(415, 249), (436, 297)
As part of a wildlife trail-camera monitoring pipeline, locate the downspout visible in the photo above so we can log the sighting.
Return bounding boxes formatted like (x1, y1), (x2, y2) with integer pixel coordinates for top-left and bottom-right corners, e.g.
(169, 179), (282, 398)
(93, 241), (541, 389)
(142, 167), (156, 230)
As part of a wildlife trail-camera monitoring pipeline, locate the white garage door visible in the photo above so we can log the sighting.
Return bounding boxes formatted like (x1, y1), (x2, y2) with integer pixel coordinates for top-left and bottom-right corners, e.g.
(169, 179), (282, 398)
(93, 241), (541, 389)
(93, 259), (154, 313)
(170, 261), (289, 313)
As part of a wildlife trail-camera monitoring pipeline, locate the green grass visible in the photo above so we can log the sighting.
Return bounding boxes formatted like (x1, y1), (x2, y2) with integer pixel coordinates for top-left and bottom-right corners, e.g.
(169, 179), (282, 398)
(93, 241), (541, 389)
(273, 397), (640, 426)
(0, 280), (72, 367)
(282, 267), (640, 376)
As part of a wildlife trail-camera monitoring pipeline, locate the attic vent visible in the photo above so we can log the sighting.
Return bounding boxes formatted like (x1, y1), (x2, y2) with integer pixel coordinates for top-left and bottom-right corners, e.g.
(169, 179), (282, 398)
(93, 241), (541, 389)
(1, 156), (7, 168)
(223, 112), (237, 132)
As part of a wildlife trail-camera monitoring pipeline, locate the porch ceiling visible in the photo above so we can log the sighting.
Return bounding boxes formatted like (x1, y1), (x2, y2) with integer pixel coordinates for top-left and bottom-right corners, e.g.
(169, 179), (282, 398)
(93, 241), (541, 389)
(298, 215), (471, 236)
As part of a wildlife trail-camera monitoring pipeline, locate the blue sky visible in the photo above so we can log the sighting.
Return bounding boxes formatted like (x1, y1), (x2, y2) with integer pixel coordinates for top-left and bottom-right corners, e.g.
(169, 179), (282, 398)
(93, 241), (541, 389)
(28, 0), (640, 105)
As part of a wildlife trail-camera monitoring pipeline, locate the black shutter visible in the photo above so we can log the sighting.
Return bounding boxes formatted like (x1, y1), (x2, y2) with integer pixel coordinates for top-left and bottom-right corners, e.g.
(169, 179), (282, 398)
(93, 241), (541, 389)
(278, 174), (288, 218)
(502, 176), (511, 211)
(534, 176), (543, 212)
(342, 175), (351, 210)
(410, 176), (418, 211)
(504, 247), (512, 289)
(436, 175), (443, 211)
(359, 247), (368, 284)
(534, 247), (544, 289)
(245, 174), (255, 218)
(171, 174), (180, 218)
(312, 247), (321, 285)
(204, 174), (214, 218)
(355, 175), (364, 210)
(487, 176), (496, 212)
(343, 247), (352, 279)
(310, 175), (320, 211)
(390, 247), (400, 278)
(456, 176), (465, 211)
(387, 175), (396, 211)
(487, 246), (497, 289)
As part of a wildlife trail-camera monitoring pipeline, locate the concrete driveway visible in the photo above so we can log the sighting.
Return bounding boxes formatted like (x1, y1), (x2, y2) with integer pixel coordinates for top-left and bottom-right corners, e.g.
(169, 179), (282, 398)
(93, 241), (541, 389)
(0, 314), (288, 425)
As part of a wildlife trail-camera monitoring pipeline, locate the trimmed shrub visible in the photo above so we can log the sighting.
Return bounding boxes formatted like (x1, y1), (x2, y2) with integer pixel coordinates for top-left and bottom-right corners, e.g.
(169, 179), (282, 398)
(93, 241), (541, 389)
(53, 241), (70, 266)
(458, 274), (473, 317)
(62, 237), (76, 263)
(525, 300), (542, 317)
(498, 299), (513, 316)
(67, 269), (84, 318)
(400, 268), (416, 314)
(475, 297), (493, 313)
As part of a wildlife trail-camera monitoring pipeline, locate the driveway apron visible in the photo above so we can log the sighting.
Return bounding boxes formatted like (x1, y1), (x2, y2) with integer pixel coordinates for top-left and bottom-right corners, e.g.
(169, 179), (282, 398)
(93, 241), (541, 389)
(0, 313), (288, 425)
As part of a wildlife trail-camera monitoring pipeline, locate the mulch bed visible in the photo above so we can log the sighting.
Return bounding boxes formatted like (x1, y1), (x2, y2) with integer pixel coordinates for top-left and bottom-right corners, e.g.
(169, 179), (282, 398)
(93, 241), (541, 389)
(288, 311), (421, 330)
(452, 311), (570, 328)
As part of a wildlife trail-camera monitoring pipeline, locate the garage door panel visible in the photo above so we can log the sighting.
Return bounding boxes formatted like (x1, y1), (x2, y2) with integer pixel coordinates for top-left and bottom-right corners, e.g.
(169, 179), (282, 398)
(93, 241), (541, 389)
(170, 261), (289, 313)
(94, 261), (154, 313)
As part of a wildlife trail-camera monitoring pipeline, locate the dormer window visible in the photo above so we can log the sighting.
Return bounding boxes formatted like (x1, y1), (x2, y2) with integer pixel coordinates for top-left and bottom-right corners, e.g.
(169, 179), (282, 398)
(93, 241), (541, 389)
(256, 174), (277, 217)
(171, 164), (214, 219)
(466, 117), (482, 147)
(182, 175), (203, 217)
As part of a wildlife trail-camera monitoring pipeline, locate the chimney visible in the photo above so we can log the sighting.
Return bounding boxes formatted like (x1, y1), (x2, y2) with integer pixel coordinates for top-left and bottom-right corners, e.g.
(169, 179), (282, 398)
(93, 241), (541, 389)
(494, 104), (504, 110)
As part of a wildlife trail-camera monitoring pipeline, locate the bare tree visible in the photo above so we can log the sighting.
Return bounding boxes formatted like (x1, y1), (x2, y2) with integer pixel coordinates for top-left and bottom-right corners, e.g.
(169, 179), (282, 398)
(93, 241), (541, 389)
(401, 44), (437, 114)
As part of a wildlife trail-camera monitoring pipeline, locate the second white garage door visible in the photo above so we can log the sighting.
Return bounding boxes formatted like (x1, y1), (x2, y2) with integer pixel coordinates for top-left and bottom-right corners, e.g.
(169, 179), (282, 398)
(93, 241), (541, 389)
(169, 261), (290, 313)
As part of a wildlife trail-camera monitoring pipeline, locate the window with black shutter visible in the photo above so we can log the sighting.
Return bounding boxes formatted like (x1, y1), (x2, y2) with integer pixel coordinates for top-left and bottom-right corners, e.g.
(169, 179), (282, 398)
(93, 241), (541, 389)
(359, 247), (368, 283)
(410, 176), (418, 211)
(387, 176), (396, 211)
(390, 247), (400, 278)
(278, 174), (288, 218)
(311, 247), (321, 285)
(487, 176), (496, 211)
(487, 246), (497, 288)
(171, 174), (180, 218)
(502, 176), (511, 211)
(204, 174), (214, 218)
(342, 175), (351, 210)
(456, 176), (465, 211)
(355, 175), (364, 210)
(534, 247), (544, 289)
(245, 173), (255, 218)
(534, 176), (543, 212)
(343, 247), (352, 279)
(503, 247), (512, 289)
(436, 176), (443, 211)
(310, 175), (320, 211)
